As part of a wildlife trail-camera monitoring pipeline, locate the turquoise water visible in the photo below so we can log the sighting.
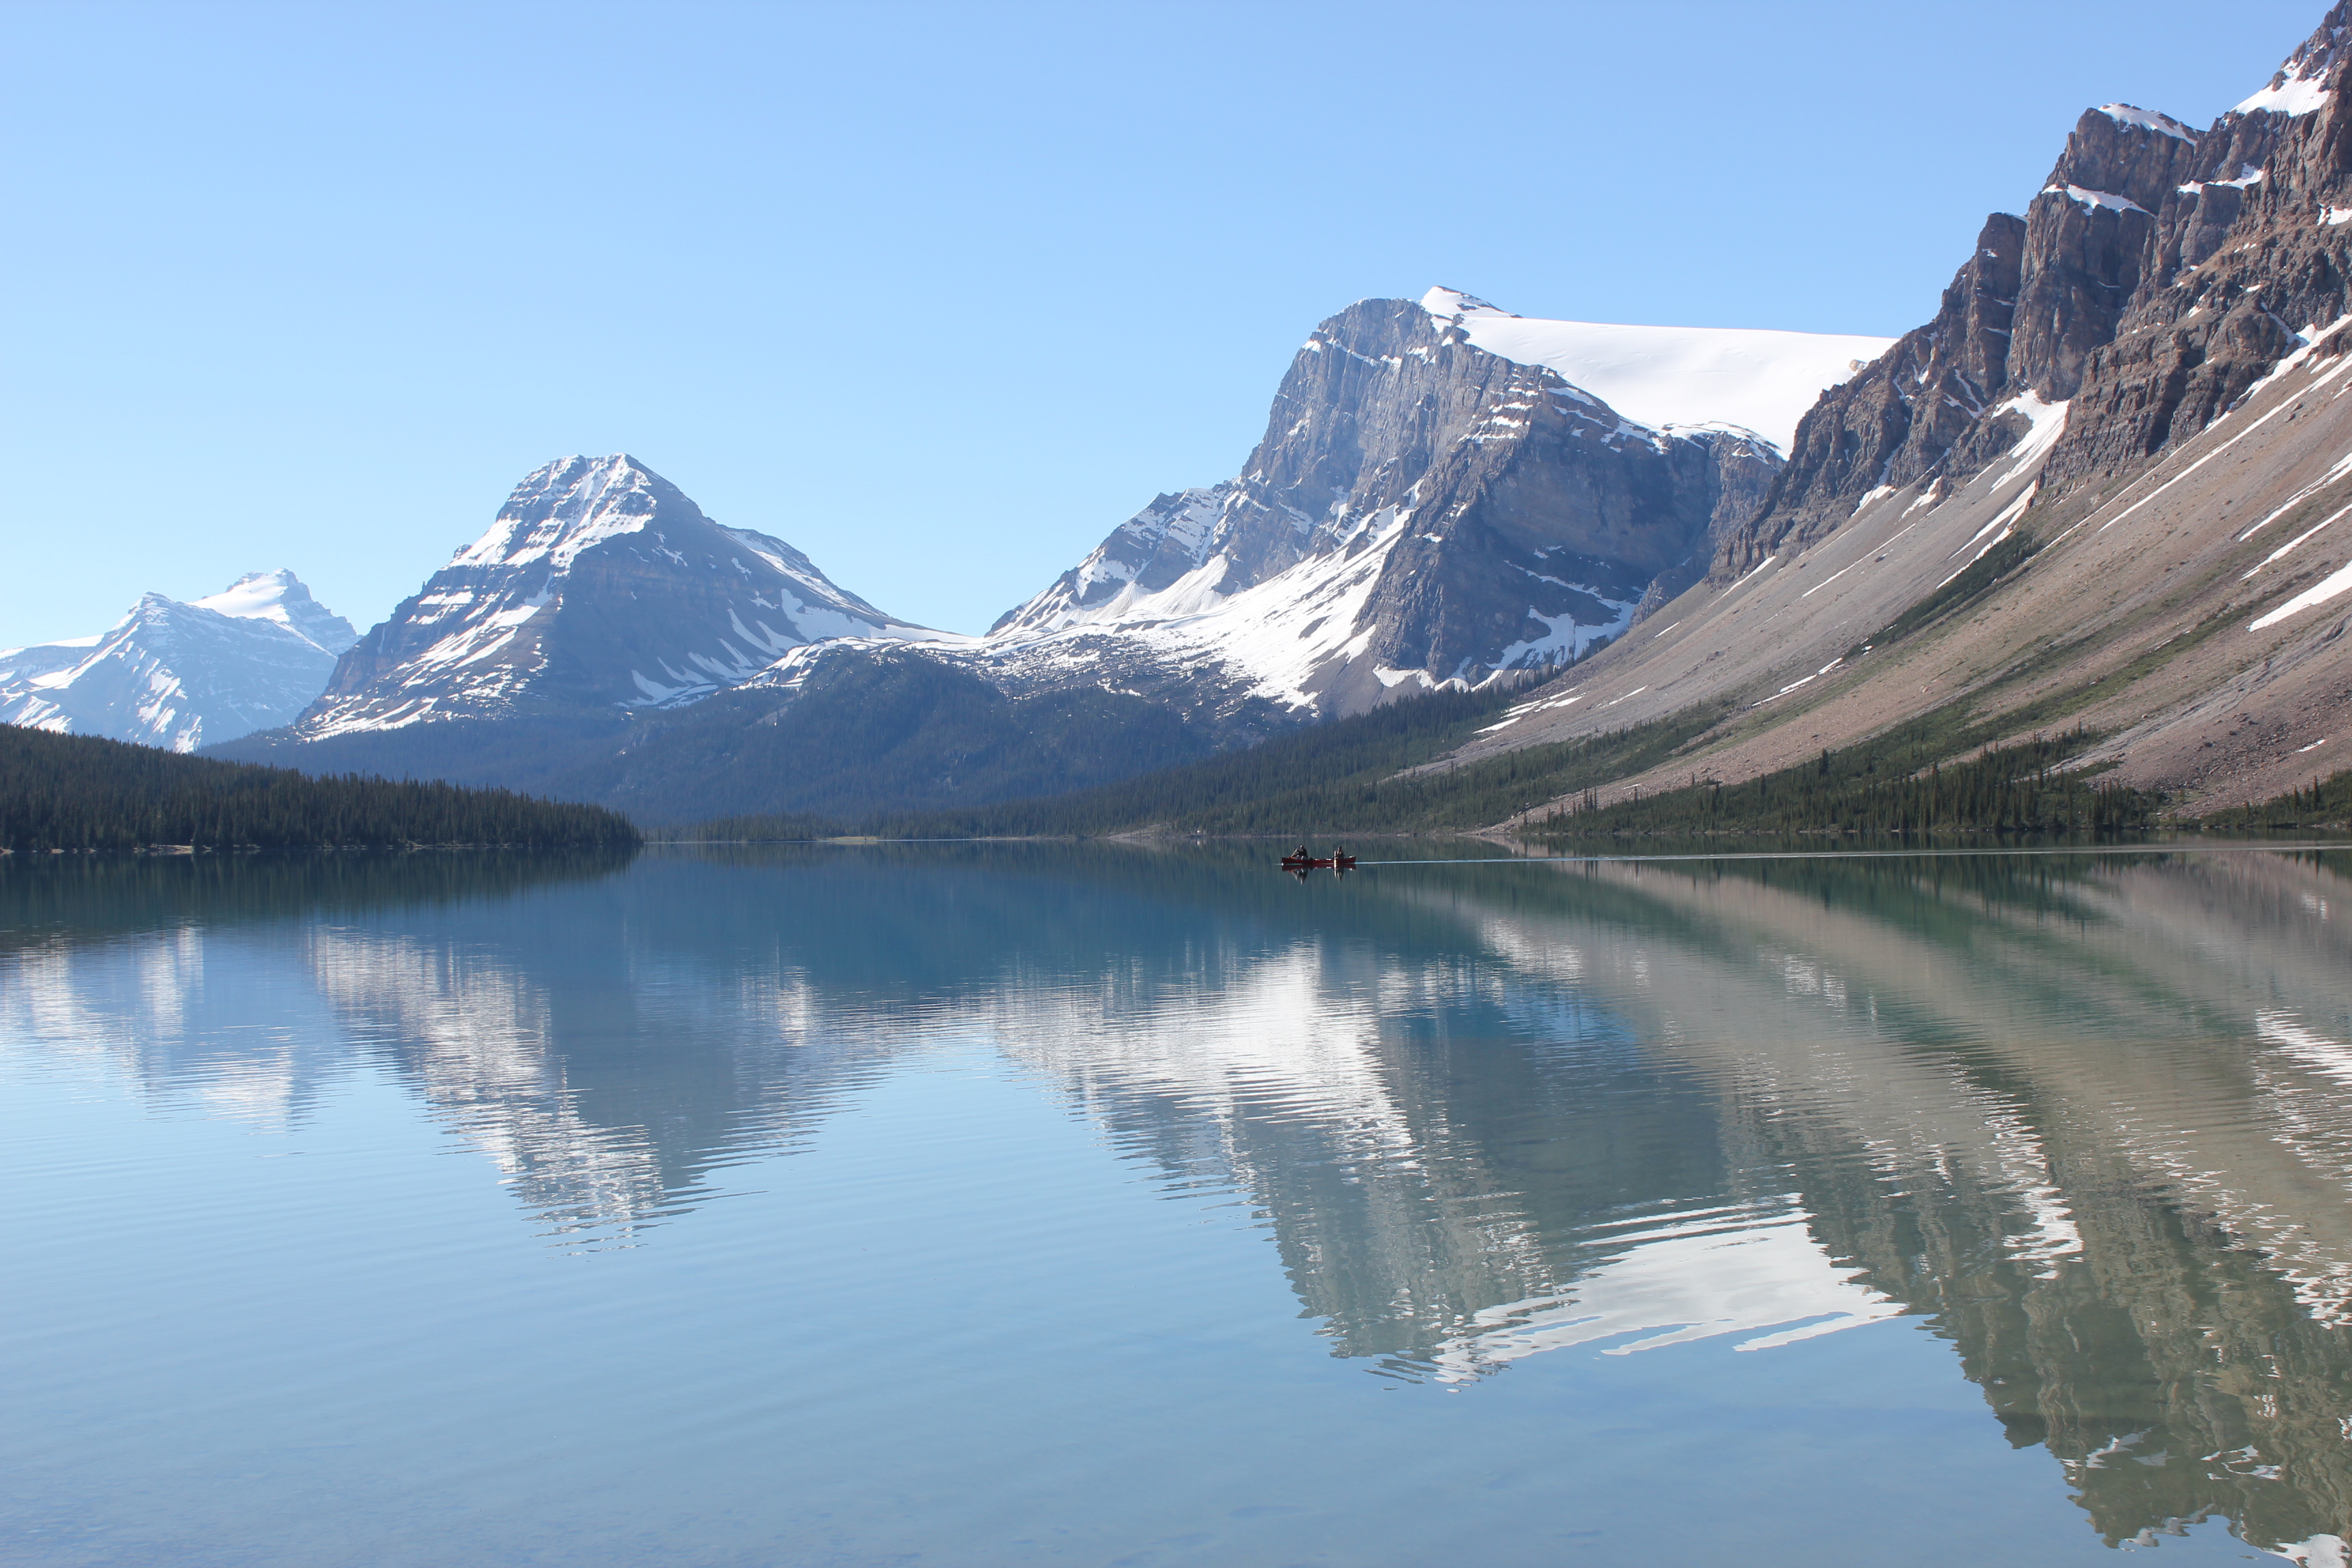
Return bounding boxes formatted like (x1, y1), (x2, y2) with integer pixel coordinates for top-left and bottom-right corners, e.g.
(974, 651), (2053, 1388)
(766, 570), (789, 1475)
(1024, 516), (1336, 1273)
(5, 843), (2352, 1565)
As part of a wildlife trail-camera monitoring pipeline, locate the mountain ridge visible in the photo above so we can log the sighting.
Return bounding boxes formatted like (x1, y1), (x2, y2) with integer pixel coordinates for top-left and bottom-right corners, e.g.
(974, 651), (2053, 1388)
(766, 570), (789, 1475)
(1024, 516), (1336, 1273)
(1448, 0), (2352, 819)
(293, 453), (949, 738)
(214, 293), (1882, 820)
(0, 570), (356, 751)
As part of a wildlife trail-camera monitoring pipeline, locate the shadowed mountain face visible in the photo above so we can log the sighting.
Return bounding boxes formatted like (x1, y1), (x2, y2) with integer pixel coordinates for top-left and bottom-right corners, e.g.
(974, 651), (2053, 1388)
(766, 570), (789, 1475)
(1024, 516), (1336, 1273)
(11, 843), (2352, 1556)
(214, 314), (1810, 817)
(970, 295), (1793, 715)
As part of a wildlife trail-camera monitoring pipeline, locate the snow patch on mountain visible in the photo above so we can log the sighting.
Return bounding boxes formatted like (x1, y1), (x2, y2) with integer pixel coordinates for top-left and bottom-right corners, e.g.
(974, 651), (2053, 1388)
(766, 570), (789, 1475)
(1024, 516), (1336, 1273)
(2047, 184), (2151, 215)
(2237, 59), (2334, 117)
(2097, 103), (2197, 140)
(1418, 287), (1895, 451)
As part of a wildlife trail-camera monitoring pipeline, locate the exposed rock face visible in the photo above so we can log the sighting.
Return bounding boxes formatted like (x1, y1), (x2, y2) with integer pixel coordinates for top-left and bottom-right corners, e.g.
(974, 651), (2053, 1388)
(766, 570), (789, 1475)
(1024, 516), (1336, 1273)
(990, 295), (1790, 717)
(293, 454), (940, 738)
(0, 571), (356, 751)
(1719, 5), (2352, 576)
(1719, 215), (2027, 576)
(2043, 7), (2352, 489)
(2010, 107), (2206, 402)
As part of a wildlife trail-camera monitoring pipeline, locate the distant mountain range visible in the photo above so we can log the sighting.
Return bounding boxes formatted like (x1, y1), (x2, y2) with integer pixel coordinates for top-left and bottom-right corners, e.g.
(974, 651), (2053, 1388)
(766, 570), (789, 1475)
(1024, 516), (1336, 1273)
(1, 572), (355, 751)
(33, 2), (2352, 826)
(198, 293), (1882, 818)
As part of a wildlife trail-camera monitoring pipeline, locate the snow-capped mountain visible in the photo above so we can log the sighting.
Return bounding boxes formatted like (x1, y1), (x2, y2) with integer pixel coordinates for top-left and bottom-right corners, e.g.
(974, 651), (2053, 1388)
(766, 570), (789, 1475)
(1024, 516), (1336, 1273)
(293, 453), (946, 737)
(956, 289), (1884, 718)
(0, 571), (357, 751)
(269, 299), (1886, 768)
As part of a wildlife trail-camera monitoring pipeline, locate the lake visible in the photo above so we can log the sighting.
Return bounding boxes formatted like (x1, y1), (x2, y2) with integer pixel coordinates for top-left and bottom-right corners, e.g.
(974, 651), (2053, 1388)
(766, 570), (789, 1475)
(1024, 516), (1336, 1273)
(5, 842), (2352, 1566)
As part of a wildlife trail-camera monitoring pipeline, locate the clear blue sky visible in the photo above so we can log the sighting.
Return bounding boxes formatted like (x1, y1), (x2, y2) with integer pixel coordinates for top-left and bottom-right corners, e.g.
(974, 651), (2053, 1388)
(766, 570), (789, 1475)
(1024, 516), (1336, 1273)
(0, 0), (2326, 644)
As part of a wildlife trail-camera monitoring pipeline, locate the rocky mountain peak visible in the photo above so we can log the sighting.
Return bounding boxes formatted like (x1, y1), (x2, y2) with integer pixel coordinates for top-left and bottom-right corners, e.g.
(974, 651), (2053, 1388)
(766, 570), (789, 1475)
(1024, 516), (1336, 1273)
(286, 455), (935, 737)
(2233, 3), (2349, 117)
(193, 570), (359, 656)
(453, 452), (685, 574)
(1717, 1), (2352, 578)
(2006, 103), (2208, 402)
(981, 291), (1845, 717)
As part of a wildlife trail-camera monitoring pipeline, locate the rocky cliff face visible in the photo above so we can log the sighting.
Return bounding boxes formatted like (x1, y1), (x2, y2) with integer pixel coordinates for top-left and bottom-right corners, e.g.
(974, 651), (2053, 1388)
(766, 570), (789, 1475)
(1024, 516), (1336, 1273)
(1718, 5), (2352, 578)
(1446, 4), (2352, 824)
(985, 292), (1804, 718)
(291, 454), (941, 738)
(0, 571), (356, 751)
(2043, 7), (2352, 491)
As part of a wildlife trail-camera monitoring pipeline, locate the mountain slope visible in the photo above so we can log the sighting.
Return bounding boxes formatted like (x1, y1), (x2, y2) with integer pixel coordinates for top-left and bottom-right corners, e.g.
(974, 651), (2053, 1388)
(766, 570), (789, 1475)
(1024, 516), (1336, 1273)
(1449, 1), (2352, 820)
(0, 571), (357, 751)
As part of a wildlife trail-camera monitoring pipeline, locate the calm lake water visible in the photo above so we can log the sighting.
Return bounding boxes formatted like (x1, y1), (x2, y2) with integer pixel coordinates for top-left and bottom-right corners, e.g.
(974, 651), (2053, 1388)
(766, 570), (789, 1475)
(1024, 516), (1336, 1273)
(7, 843), (2352, 1567)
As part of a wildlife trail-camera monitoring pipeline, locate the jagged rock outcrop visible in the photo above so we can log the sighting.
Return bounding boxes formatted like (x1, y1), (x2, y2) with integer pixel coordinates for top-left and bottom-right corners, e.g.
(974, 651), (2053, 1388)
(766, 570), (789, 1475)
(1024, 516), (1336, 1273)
(0, 571), (357, 751)
(2043, 7), (2352, 489)
(2010, 106), (2206, 402)
(287, 454), (940, 738)
(989, 293), (1806, 715)
(1719, 7), (2352, 576)
(1718, 215), (2028, 577)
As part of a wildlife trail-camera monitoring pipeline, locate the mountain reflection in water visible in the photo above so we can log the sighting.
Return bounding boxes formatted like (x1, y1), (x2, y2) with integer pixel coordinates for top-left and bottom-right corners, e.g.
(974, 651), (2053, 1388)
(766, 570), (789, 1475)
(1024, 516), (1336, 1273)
(5, 843), (2352, 1561)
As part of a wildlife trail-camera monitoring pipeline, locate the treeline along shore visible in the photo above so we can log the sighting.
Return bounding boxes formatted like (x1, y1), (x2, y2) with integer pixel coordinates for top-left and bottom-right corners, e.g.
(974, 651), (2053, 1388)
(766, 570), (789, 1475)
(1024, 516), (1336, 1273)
(1, 724), (639, 851)
(15, 690), (2349, 858)
(647, 689), (2349, 844)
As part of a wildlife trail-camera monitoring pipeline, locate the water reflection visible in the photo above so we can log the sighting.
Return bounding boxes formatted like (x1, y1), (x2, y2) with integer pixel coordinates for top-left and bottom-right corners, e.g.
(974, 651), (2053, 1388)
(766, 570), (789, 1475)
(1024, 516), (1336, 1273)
(6, 843), (2352, 1556)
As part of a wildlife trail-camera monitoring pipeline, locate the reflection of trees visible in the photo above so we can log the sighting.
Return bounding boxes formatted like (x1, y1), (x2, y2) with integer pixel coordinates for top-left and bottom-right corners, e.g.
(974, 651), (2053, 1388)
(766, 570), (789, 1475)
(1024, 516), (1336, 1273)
(0, 848), (636, 954)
